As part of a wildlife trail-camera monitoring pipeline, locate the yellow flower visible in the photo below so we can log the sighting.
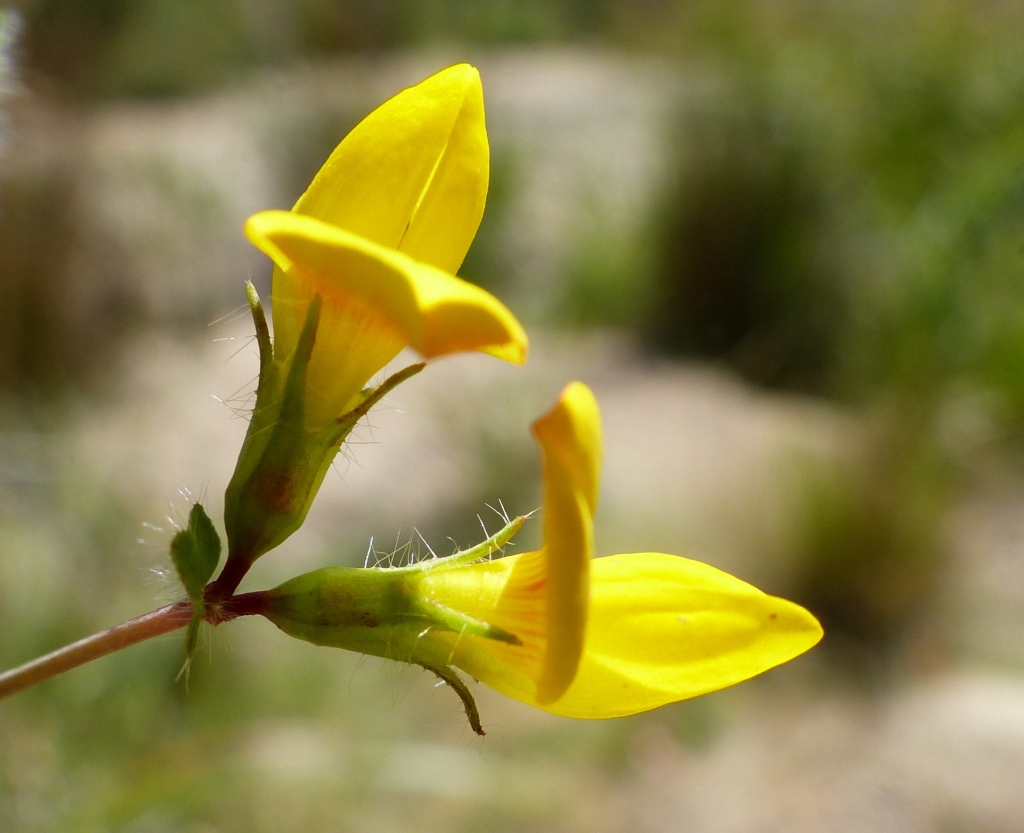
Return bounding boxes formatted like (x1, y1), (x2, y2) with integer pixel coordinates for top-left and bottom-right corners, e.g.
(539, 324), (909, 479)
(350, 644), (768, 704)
(258, 383), (823, 727)
(218, 65), (528, 591)
(247, 62), (525, 429)
(415, 382), (822, 717)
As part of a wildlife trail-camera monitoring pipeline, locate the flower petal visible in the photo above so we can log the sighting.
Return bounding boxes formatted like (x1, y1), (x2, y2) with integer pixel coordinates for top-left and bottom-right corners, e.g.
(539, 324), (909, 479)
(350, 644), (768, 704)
(532, 382), (602, 515)
(545, 553), (824, 718)
(416, 383), (602, 706)
(247, 210), (527, 428)
(531, 382), (602, 703)
(419, 551), (543, 702)
(294, 63), (488, 276)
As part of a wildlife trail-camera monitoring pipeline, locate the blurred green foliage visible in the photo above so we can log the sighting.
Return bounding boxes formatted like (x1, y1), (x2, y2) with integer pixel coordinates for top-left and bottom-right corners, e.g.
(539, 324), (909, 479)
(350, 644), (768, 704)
(15, 0), (613, 100)
(646, 83), (840, 390)
(645, 4), (1024, 411)
(13, 0), (1024, 423)
(616, 2), (1024, 655)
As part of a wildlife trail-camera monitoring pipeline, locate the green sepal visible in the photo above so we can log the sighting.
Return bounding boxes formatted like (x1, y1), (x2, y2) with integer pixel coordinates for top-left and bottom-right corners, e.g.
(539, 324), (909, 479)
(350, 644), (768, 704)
(409, 514), (524, 572)
(259, 515), (527, 735)
(234, 283), (281, 483)
(259, 514), (527, 664)
(223, 295), (320, 565)
(245, 282), (273, 381)
(327, 362), (425, 448)
(277, 294), (320, 428)
(419, 599), (521, 644)
(422, 664), (485, 736)
(170, 502), (222, 601)
(224, 290), (424, 568)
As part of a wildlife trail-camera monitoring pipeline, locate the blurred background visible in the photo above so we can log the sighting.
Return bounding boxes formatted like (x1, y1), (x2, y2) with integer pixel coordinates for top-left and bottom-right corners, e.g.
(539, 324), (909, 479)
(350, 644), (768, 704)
(3, 0), (1024, 830)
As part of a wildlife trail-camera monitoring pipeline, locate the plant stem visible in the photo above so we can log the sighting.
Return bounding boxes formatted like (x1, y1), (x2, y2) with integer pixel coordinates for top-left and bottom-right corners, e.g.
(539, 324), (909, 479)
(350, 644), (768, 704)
(0, 600), (194, 700)
(205, 555), (251, 604)
(0, 589), (277, 701)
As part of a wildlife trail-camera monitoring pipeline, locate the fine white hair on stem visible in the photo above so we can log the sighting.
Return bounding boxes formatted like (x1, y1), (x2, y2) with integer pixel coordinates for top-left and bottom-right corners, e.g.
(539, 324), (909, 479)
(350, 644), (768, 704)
(212, 371), (260, 421)
(220, 334), (259, 363)
(486, 500), (513, 526)
(206, 302), (251, 328)
(414, 529), (439, 563)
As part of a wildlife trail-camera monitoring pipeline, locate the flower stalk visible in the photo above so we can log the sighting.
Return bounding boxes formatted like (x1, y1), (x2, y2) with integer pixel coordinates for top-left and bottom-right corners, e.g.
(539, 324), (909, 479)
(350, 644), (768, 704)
(0, 592), (275, 700)
(0, 601), (194, 700)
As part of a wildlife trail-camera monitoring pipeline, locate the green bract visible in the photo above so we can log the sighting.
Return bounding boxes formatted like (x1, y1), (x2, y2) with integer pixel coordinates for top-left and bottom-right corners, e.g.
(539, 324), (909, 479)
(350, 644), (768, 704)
(170, 503), (221, 602)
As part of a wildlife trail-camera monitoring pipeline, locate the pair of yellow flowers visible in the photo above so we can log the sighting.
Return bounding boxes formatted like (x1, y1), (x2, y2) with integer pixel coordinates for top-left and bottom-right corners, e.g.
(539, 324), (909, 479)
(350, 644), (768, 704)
(221, 64), (821, 730)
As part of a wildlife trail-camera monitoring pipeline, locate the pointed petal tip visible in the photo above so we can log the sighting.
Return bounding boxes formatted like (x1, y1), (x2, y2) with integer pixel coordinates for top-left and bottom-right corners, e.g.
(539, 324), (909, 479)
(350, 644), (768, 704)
(290, 61), (488, 273)
(774, 592), (823, 632)
(430, 62), (481, 90)
(443, 62), (480, 82)
(765, 595), (825, 658)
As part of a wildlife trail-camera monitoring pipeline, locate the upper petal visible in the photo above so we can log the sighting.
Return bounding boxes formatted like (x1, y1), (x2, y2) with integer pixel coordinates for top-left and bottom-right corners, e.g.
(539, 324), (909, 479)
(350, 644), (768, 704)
(545, 553), (824, 718)
(250, 209), (526, 359)
(531, 382), (602, 703)
(294, 63), (488, 276)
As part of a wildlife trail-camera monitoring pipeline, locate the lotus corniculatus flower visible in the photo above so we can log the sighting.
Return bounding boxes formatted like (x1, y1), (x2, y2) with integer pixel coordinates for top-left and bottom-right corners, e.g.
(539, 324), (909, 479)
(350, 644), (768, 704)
(256, 383), (823, 733)
(218, 65), (527, 593)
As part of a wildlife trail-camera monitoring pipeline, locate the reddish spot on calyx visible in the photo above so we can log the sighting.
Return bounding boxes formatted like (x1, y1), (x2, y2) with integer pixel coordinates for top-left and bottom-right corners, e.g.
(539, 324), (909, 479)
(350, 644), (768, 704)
(255, 469), (295, 512)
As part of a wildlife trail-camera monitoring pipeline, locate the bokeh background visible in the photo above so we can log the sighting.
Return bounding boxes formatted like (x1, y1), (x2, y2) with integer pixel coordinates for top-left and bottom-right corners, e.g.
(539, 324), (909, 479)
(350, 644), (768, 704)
(3, 1), (1024, 830)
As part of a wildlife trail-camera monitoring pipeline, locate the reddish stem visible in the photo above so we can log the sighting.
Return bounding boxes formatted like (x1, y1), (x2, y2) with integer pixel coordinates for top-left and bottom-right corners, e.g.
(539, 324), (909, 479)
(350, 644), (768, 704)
(205, 555), (251, 603)
(0, 590), (273, 701)
(0, 600), (193, 700)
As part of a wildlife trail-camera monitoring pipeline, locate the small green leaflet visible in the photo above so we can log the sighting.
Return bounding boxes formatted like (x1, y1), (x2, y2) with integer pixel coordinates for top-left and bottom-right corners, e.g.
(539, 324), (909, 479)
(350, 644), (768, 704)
(171, 503), (222, 678)
(170, 503), (221, 601)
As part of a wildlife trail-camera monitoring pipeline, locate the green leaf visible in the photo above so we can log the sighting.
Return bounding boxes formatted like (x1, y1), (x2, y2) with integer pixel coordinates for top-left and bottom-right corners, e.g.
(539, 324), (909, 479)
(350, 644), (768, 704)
(170, 503), (222, 601)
